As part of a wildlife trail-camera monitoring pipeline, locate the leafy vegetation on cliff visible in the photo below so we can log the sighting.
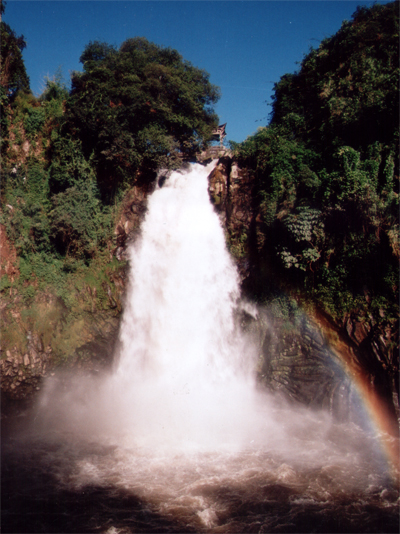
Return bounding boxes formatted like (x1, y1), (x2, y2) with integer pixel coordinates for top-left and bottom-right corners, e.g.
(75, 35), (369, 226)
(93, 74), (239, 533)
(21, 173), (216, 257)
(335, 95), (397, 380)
(233, 1), (398, 324)
(231, 2), (399, 416)
(0, 3), (220, 368)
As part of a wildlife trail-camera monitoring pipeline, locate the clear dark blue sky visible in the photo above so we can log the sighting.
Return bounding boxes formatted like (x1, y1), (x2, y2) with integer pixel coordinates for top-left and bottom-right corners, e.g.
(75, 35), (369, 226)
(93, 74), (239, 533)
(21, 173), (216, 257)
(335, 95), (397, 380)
(4, 0), (392, 143)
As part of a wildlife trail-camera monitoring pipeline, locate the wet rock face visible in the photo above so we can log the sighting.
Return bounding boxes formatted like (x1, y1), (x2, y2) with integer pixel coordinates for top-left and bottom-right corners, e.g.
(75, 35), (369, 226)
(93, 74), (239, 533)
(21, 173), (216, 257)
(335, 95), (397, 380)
(242, 307), (354, 422)
(113, 178), (157, 260)
(208, 157), (257, 280)
(208, 157), (231, 215)
(343, 311), (399, 424)
(257, 313), (358, 421)
(0, 312), (121, 405)
(0, 333), (52, 401)
(209, 157), (399, 428)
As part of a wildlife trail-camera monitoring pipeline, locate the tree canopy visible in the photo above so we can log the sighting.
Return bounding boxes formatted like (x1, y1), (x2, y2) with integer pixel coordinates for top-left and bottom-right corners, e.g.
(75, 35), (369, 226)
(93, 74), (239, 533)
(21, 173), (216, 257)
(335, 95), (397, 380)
(64, 37), (220, 193)
(233, 1), (399, 325)
(270, 1), (399, 155)
(0, 14), (30, 99)
(0, 0), (30, 155)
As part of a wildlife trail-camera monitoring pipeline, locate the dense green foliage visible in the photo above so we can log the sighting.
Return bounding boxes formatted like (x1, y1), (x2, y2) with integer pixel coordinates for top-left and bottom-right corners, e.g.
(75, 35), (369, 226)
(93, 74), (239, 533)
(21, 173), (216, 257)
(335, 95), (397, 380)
(63, 38), (220, 198)
(233, 1), (399, 328)
(0, 8), (220, 364)
(0, 0), (30, 154)
(0, 17), (29, 97)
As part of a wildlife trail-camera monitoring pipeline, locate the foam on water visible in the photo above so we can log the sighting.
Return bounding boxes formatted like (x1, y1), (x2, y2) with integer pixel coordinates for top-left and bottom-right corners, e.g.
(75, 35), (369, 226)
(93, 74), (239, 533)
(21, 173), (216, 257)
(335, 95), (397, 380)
(4, 162), (398, 533)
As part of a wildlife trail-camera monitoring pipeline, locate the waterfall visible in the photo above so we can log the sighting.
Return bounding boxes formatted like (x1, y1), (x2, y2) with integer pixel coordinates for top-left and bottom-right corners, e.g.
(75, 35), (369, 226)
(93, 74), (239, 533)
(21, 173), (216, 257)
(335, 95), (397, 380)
(107, 161), (258, 451)
(12, 165), (396, 534)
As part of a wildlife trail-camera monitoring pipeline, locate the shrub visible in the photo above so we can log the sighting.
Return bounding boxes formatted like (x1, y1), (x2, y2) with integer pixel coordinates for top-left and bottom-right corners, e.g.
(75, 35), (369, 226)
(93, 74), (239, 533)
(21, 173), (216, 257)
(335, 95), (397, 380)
(24, 106), (46, 137)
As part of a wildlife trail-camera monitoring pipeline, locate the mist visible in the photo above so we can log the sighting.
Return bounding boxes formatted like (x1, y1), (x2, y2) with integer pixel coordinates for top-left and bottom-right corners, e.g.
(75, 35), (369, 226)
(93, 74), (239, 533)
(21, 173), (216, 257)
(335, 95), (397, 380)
(9, 161), (396, 533)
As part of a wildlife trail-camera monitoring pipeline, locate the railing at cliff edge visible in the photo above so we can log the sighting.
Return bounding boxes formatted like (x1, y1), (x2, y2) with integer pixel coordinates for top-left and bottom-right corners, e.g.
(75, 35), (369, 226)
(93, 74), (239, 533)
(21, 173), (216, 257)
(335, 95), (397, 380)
(200, 146), (232, 160)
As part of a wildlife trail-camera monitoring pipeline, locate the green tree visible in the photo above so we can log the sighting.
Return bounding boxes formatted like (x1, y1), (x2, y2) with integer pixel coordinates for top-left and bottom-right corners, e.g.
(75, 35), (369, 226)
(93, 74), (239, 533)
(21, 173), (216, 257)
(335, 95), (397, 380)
(0, 0), (30, 155)
(270, 1), (399, 157)
(64, 37), (220, 197)
(233, 1), (399, 322)
(0, 11), (30, 99)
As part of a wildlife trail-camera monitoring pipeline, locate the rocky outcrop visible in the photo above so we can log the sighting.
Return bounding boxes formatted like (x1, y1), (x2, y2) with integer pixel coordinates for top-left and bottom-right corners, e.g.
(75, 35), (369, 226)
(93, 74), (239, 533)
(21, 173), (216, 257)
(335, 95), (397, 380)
(316, 308), (399, 429)
(0, 291), (121, 406)
(209, 156), (399, 432)
(208, 157), (258, 280)
(0, 333), (52, 402)
(238, 296), (399, 433)
(113, 177), (157, 260)
(0, 223), (19, 283)
(248, 308), (362, 422)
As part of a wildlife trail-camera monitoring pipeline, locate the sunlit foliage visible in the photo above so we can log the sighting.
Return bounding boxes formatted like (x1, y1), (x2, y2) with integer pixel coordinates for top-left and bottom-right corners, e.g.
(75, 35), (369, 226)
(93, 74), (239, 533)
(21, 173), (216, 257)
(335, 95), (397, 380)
(233, 1), (399, 326)
(64, 37), (220, 197)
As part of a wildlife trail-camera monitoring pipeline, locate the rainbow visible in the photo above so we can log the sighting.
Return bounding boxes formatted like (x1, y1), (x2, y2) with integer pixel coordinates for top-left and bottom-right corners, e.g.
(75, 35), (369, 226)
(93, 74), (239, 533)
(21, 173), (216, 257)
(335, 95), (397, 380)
(314, 310), (399, 479)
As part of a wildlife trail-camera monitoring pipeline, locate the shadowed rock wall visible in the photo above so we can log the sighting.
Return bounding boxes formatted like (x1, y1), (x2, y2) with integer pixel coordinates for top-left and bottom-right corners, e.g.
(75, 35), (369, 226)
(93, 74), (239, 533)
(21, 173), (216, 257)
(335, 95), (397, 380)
(208, 156), (399, 431)
(1, 156), (398, 435)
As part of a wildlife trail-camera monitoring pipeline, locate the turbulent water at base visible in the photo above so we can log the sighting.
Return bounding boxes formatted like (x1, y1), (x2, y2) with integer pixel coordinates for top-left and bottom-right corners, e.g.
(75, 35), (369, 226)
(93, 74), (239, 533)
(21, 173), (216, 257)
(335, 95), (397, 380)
(2, 163), (399, 534)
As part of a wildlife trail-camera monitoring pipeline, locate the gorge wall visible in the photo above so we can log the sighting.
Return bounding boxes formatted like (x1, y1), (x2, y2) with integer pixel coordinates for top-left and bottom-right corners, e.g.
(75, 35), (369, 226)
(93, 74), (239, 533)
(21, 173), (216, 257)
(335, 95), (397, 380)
(1, 156), (398, 436)
(208, 156), (399, 433)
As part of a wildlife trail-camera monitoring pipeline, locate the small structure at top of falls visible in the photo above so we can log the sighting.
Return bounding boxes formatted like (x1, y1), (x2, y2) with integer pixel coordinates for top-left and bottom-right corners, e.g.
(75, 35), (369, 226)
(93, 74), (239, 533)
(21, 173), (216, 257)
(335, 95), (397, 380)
(200, 123), (231, 160)
(211, 123), (227, 146)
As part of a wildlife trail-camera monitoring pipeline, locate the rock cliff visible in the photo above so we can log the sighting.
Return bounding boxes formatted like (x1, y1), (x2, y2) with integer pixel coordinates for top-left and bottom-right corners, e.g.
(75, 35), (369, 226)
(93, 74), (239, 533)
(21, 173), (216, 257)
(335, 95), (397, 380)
(1, 156), (398, 436)
(208, 155), (399, 432)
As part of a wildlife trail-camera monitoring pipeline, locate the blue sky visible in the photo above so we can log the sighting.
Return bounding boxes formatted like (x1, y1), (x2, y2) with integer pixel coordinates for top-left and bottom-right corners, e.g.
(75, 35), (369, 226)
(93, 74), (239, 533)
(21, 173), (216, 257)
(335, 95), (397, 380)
(4, 0), (391, 143)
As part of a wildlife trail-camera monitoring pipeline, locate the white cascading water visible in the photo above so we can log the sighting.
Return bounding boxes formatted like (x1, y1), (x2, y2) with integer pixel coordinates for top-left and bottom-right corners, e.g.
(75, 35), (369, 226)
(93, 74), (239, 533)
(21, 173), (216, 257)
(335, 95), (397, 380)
(14, 162), (396, 534)
(107, 161), (258, 451)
